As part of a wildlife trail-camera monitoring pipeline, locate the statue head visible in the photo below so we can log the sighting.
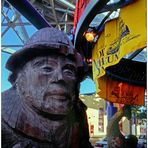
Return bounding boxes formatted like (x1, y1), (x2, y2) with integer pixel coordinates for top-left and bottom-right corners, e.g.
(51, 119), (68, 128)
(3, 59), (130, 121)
(6, 27), (85, 116)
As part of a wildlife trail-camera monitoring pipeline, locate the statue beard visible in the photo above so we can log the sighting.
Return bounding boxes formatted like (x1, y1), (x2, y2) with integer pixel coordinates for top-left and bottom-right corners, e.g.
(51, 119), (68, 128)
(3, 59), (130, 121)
(16, 72), (79, 118)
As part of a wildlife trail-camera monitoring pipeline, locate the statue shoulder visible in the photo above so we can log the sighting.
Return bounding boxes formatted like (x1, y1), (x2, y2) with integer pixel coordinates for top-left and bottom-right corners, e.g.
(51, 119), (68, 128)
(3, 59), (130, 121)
(2, 119), (18, 148)
(2, 86), (17, 100)
(2, 86), (21, 128)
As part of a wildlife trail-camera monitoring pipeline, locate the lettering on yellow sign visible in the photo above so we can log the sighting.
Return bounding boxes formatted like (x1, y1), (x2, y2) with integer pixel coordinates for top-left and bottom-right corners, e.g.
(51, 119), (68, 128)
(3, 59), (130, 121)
(93, 52), (120, 77)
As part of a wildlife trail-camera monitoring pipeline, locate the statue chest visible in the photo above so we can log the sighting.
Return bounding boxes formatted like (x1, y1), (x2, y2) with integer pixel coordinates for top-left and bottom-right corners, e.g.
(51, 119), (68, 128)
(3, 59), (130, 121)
(2, 120), (80, 148)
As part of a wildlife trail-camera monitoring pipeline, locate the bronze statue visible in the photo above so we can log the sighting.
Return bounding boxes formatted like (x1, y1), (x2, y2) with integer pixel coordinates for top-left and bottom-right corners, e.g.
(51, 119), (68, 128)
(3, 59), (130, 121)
(2, 27), (93, 148)
(107, 105), (132, 148)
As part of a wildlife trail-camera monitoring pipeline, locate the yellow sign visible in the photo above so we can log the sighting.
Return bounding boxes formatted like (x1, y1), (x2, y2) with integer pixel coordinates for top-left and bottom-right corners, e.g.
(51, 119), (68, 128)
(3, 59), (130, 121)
(92, 0), (146, 80)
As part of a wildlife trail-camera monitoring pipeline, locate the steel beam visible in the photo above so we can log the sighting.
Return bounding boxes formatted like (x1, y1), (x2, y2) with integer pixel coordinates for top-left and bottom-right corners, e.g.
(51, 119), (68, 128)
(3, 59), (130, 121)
(49, 0), (61, 30)
(56, 0), (75, 10)
(2, 22), (31, 26)
(2, 47), (16, 54)
(2, 45), (23, 48)
(6, 0), (51, 29)
(43, 5), (74, 15)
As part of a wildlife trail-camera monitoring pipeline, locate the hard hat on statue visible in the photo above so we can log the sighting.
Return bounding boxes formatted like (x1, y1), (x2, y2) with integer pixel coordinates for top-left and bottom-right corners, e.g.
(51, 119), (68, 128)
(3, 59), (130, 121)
(6, 27), (85, 82)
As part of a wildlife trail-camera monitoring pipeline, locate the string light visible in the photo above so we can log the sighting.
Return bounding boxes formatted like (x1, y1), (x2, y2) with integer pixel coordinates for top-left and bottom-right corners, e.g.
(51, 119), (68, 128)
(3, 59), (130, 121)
(84, 31), (96, 42)
(83, 27), (97, 42)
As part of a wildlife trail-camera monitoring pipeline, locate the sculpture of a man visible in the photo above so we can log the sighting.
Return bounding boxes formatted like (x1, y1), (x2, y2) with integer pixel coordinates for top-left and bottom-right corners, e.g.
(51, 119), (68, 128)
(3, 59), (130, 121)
(2, 27), (93, 148)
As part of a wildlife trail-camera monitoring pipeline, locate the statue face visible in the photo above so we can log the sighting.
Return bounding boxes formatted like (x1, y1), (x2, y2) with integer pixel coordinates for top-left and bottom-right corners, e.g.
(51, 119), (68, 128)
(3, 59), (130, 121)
(17, 55), (77, 115)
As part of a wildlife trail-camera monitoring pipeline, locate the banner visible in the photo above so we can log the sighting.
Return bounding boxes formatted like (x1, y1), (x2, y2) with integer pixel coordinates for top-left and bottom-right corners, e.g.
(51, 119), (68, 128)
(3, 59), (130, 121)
(98, 76), (145, 105)
(92, 0), (146, 80)
(92, 30), (105, 84)
(73, 0), (90, 33)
